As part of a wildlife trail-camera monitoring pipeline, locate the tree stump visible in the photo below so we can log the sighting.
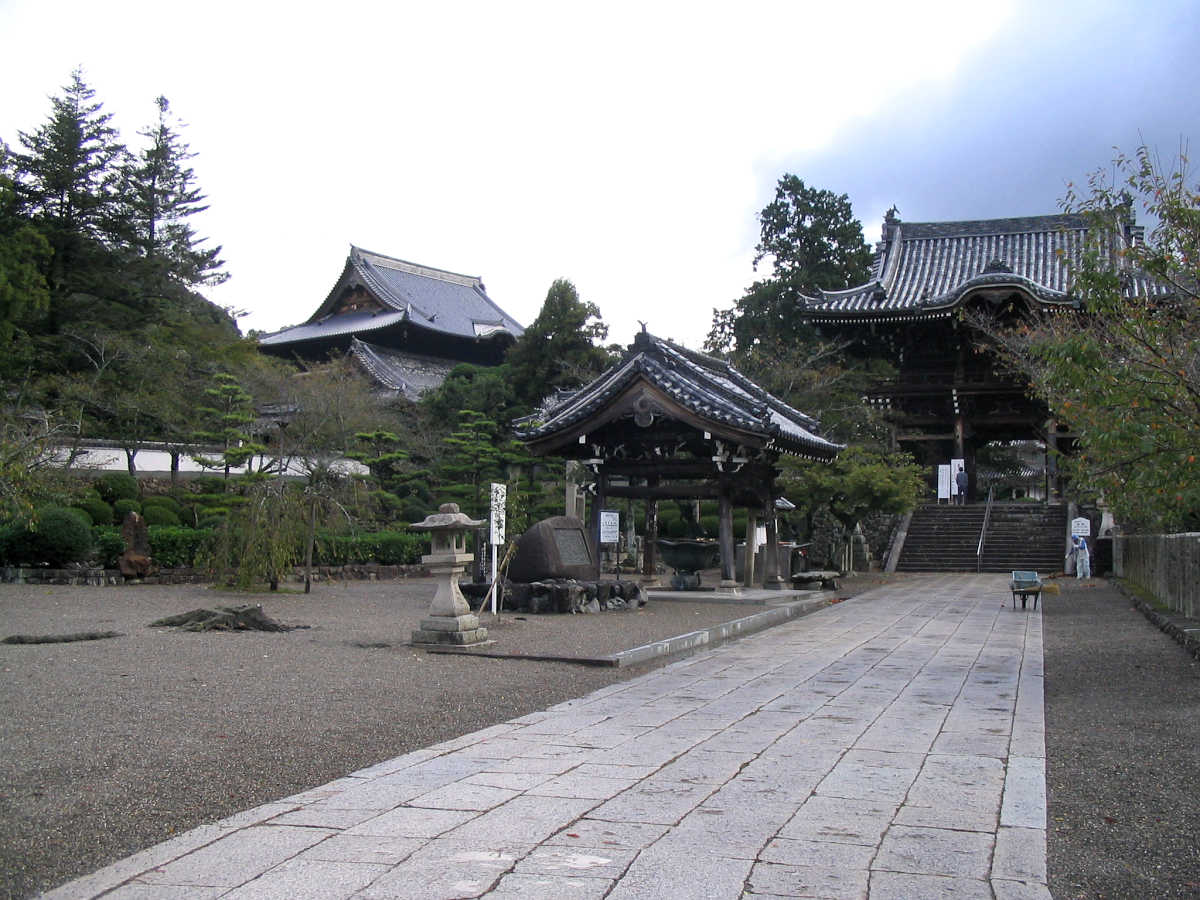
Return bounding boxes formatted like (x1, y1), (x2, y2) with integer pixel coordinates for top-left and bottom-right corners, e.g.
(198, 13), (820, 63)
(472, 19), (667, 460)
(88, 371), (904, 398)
(149, 605), (298, 632)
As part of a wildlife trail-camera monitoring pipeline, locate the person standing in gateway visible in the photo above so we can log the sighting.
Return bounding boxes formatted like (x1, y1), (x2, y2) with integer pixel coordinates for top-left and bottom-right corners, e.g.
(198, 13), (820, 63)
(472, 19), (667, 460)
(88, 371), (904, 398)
(1072, 534), (1091, 579)
(955, 467), (968, 504)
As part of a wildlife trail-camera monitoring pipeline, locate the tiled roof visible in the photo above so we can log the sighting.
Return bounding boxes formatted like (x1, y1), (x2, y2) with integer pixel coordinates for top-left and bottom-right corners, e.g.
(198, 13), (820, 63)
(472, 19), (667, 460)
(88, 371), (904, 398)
(517, 331), (841, 460)
(349, 339), (457, 401)
(802, 213), (1163, 321)
(258, 247), (523, 346)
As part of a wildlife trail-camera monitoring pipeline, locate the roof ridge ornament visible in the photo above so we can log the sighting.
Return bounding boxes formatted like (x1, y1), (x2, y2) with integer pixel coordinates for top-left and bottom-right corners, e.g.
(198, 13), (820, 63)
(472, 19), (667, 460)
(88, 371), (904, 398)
(984, 258), (1013, 274)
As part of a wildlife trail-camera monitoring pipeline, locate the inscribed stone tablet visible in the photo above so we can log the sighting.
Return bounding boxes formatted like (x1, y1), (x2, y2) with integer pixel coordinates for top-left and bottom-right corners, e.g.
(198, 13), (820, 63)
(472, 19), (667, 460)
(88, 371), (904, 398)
(554, 528), (592, 566)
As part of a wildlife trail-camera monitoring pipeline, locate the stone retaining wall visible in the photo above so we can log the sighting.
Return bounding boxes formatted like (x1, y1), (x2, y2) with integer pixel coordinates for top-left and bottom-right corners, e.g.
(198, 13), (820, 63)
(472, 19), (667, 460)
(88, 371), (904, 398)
(1114, 532), (1200, 618)
(0, 563), (430, 587)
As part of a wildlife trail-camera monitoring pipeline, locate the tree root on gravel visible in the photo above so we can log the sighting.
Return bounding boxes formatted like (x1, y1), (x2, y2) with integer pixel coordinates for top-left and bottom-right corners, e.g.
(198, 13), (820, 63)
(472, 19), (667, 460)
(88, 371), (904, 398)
(2, 631), (124, 644)
(149, 605), (303, 632)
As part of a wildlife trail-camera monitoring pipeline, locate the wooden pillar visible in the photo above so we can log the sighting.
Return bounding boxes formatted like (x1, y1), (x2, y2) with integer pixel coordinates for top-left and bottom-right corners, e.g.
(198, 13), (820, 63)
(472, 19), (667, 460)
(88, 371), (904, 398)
(589, 471), (607, 580)
(718, 483), (736, 588)
(743, 510), (758, 588)
(642, 477), (659, 583)
(763, 505), (784, 589)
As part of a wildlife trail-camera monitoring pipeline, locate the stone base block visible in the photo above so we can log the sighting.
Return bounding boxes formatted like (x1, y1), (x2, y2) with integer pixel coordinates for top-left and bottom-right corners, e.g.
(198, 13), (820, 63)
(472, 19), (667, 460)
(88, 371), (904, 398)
(411, 627), (489, 646)
(418, 614), (480, 632)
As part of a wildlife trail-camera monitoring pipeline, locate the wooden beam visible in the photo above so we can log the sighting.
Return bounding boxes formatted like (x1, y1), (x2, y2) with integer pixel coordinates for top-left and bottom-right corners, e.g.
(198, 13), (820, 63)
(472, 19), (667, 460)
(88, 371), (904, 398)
(605, 483), (721, 500)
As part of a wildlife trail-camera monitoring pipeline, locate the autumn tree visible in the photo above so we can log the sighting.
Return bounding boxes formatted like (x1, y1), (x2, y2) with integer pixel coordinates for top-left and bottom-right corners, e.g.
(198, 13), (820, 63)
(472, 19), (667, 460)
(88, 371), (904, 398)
(970, 145), (1200, 531)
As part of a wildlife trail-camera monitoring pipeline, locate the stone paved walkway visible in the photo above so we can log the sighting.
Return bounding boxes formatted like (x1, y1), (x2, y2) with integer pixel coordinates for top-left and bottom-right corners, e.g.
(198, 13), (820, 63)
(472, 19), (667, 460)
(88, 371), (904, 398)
(43, 574), (1048, 899)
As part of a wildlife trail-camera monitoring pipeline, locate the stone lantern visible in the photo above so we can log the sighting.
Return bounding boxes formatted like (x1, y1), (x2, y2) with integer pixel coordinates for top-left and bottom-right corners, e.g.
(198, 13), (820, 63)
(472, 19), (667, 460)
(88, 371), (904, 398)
(409, 502), (489, 646)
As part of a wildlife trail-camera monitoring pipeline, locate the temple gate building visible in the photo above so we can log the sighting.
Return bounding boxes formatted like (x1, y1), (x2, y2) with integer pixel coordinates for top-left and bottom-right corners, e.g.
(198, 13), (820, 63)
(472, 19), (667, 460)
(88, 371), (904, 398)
(798, 209), (1157, 499)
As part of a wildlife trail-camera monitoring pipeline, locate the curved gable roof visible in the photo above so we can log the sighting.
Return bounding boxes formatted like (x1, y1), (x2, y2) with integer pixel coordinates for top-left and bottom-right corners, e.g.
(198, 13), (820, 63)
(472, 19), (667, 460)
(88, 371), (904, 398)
(516, 330), (841, 460)
(803, 212), (1171, 323)
(259, 246), (524, 346)
(803, 214), (1090, 321)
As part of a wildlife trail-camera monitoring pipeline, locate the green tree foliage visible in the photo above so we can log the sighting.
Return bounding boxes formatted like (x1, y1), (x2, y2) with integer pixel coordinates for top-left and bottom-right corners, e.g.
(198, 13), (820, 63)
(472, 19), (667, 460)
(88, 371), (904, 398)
(437, 409), (505, 517)
(973, 146), (1200, 531)
(505, 278), (612, 410)
(708, 175), (872, 353)
(780, 446), (924, 566)
(0, 168), (50, 349)
(193, 373), (264, 478)
(11, 68), (125, 328)
(0, 404), (77, 520)
(3, 71), (240, 460)
(420, 362), (516, 424)
(119, 95), (227, 294)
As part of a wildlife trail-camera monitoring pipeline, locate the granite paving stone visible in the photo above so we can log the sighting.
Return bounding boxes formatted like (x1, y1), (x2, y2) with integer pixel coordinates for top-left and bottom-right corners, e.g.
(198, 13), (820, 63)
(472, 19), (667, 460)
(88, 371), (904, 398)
(134, 825), (336, 888)
(485, 873), (614, 898)
(218, 858), (391, 900)
(39, 574), (1054, 899)
(747, 860), (870, 899)
(872, 825), (994, 879)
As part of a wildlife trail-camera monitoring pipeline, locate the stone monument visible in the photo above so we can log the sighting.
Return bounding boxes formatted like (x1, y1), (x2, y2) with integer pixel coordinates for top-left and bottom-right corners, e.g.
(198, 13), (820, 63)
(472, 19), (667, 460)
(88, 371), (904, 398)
(507, 515), (594, 582)
(409, 503), (489, 646)
(118, 511), (155, 579)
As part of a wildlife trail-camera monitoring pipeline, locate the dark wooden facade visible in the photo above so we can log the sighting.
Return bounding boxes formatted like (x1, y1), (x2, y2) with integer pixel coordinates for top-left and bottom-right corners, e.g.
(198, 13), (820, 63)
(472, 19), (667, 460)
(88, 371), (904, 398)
(798, 211), (1155, 498)
(516, 329), (841, 588)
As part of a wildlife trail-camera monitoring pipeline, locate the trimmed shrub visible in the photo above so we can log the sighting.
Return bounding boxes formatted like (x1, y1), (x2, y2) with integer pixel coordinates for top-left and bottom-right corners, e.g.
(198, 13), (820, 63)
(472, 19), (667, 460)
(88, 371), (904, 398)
(148, 526), (213, 568)
(74, 497), (113, 527)
(92, 527), (126, 568)
(197, 511), (228, 530)
(96, 472), (139, 504)
(142, 506), (182, 527)
(6, 507), (95, 567)
(113, 499), (142, 523)
(141, 495), (183, 517)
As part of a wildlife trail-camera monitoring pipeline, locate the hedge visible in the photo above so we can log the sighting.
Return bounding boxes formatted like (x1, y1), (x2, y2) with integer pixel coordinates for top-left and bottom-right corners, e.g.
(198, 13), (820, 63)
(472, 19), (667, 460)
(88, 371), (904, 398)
(148, 526), (215, 568)
(314, 530), (427, 566)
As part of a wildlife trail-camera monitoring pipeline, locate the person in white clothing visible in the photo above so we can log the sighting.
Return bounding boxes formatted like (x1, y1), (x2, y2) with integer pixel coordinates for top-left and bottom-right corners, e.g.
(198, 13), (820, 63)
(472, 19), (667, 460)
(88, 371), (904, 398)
(1072, 535), (1091, 579)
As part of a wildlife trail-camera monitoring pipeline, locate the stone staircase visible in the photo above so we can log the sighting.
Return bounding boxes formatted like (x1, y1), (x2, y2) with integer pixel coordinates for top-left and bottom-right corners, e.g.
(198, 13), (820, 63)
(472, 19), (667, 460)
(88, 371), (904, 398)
(895, 503), (1068, 574)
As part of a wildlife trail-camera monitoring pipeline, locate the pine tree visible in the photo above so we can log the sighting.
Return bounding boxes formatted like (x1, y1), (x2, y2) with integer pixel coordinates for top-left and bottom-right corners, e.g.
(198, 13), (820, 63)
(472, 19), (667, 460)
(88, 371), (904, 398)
(12, 68), (125, 329)
(120, 96), (226, 293)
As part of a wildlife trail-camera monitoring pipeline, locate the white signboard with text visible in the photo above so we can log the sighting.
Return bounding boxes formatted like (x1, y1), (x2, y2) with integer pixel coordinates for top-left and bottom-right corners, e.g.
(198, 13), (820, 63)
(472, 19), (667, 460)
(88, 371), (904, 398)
(937, 465), (951, 501)
(600, 510), (620, 545)
(489, 483), (506, 545)
(1071, 516), (1091, 537)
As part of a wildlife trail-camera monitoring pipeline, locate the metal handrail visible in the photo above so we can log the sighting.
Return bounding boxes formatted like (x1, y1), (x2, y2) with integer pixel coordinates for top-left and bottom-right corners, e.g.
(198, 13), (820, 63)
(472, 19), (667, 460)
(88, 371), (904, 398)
(976, 485), (996, 572)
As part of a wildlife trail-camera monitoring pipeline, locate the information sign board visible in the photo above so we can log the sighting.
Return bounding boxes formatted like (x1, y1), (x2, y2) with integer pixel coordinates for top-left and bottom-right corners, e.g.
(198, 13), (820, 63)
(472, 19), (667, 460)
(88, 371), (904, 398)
(600, 510), (620, 545)
(1071, 516), (1091, 537)
(489, 482), (506, 545)
(937, 465), (951, 501)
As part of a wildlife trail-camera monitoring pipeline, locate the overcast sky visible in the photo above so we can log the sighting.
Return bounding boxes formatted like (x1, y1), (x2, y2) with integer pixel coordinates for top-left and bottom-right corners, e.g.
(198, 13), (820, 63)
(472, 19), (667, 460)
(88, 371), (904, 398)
(3, 0), (1197, 352)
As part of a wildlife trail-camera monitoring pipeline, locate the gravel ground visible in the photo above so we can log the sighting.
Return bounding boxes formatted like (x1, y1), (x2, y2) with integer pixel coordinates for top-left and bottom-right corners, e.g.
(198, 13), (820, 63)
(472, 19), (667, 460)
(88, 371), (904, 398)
(0, 574), (870, 900)
(1043, 576), (1200, 899)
